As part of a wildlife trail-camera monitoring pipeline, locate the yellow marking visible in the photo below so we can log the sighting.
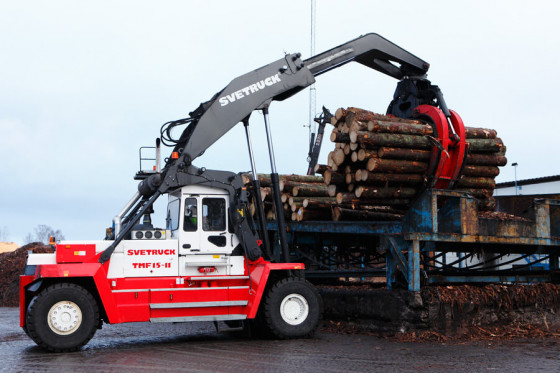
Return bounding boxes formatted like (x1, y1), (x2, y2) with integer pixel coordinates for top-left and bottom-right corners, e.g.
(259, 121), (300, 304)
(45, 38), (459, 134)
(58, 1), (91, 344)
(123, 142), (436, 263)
(63, 271), (69, 277)
(65, 245), (71, 249)
(213, 255), (220, 259)
(237, 209), (244, 217)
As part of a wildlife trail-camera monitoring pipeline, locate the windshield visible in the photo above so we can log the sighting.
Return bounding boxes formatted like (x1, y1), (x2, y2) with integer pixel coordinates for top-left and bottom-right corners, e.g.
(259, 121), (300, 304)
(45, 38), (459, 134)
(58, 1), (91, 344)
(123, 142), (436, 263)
(166, 198), (180, 231)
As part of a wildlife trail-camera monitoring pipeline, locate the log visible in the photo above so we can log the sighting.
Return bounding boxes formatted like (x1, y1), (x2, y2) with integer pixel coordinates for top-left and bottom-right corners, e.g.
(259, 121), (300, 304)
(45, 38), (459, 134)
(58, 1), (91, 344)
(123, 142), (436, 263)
(280, 181), (325, 193)
(332, 207), (403, 221)
(349, 205), (407, 214)
(331, 130), (351, 143)
(297, 207), (332, 221)
(334, 107), (346, 120)
(243, 173), (323, 186)
(336, 192), (411, 206)
(314, 164), (328, 175)
(338, 107), (423, 124)
(456, 176), (496, 189)
(266, 210), (276, 221)
(345, 172), (356, 184)
(291, 203), (302, 212)
(281, 193), (290, 203)
(324, 170), (345, 185)
(259, 187), (271, 202)
(377, 147), (431, 161)
(328, 185), (338, 197)
(465, 127), (497, 139)
(351, 131), (432, 149)
(336, 192), (358, 204)
(359, 171), (424, 185)
(367, 120), (433, 136)
(462, 165), (500, 178)
(332, 149), (346, 166)
(293, 184), (329, 197)
(357, 149), (377, 162)
(241, 173), (271, 186)
(355, 169), (365, 183)
(355, 186), (417, 199)
(347, 183), (355, 193)
(465, 153), (507, 166)
(348, 120), (368, 133)
(303, 199), (338, 209)
(367, 158), (428, 173)
(466, 138), (504, 153)
(281, 174), (324, 183)
(288, 196), (306, 205)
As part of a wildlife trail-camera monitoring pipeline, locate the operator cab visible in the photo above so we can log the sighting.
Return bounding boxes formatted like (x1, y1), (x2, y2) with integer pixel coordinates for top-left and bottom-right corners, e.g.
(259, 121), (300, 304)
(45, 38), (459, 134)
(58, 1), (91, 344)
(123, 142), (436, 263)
(166, 185), (244, 276)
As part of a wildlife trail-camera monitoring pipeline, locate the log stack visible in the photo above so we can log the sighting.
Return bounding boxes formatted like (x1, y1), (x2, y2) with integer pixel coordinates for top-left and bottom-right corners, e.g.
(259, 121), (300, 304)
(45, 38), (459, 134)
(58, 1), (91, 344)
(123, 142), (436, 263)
(327, 107), (505, 211)
(243, 106), (506, 222)
(242, 172), (405, 222)
(456, 127), (506, 210)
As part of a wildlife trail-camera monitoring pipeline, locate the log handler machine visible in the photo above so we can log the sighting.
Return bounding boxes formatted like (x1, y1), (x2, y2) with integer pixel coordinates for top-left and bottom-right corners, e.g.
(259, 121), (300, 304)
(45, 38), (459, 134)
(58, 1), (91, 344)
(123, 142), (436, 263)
(20, 33), (468, 351)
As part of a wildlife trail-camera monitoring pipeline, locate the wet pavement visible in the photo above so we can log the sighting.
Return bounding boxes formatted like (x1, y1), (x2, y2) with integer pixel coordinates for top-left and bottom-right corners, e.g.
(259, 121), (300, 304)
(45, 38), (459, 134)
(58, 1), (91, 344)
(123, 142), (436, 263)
(1, 308), (558, 372)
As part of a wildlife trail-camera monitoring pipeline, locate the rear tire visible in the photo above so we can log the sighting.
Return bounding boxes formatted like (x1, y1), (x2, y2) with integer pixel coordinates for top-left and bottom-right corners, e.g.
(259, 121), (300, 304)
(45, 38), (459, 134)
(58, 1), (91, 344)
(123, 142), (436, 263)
(262, 277), (322, 339)
(26, 283), (99, 352)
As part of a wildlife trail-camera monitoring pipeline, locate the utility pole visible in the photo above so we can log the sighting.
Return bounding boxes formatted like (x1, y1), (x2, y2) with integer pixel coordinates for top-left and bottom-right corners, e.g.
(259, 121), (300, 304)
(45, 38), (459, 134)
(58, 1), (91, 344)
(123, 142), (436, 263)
(512, 162), (519, 195)
(307, 0), (317, 145)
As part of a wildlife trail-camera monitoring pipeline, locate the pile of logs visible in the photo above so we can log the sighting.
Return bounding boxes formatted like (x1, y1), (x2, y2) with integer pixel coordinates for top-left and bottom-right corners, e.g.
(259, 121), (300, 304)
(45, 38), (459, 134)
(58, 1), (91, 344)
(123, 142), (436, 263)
(243, 107), (506, 222)
(326, 107), (505, 211)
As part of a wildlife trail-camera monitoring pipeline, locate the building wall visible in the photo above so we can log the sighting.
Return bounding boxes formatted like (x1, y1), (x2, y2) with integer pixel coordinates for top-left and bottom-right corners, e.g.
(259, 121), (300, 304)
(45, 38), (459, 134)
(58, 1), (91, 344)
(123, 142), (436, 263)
(494, 180), (560, 196)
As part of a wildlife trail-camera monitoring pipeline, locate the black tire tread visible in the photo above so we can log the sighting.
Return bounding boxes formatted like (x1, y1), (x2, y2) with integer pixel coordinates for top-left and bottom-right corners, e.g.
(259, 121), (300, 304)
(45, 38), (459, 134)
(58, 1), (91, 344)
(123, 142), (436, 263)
(26, 283), (99, 352)
(262, 277), (322, 339)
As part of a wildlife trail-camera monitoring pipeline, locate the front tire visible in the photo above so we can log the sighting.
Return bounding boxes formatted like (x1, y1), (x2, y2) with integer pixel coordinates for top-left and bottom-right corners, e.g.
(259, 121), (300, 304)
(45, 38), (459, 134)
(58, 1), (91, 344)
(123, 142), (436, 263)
(262, 277), (322, 339)
(26, 283), (99, 352)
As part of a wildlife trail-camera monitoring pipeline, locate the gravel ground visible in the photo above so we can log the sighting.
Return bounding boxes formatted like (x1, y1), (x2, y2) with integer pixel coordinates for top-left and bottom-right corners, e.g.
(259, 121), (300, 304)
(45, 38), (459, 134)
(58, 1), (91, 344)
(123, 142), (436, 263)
(2, 307), (559, 373)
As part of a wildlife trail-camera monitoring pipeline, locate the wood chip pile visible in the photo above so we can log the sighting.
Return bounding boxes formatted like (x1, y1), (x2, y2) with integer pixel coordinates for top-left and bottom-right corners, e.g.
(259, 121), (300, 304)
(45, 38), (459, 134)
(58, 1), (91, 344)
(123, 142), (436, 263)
(0, 243), (53, 307)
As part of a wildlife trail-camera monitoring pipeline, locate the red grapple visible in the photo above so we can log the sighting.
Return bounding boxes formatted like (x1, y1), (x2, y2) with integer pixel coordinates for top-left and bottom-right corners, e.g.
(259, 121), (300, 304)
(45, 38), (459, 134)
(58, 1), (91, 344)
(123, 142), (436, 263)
(413, 105), (467, 189)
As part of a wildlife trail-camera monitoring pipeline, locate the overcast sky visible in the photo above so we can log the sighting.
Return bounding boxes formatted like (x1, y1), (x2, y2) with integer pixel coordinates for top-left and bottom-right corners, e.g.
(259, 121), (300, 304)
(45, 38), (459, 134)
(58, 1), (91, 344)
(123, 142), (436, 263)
(1, 0), (559, 244)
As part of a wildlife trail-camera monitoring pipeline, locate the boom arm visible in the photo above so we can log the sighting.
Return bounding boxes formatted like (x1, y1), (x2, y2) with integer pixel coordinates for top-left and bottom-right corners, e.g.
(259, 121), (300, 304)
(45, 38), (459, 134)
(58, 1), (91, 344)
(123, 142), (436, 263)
(173, 33), (429, 166)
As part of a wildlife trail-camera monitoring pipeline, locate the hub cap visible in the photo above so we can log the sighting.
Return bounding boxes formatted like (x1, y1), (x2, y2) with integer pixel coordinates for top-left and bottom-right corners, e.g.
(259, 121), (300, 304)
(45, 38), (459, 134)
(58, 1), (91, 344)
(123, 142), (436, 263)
(280, 293), (309, 326)
(47, 301), (82, 335)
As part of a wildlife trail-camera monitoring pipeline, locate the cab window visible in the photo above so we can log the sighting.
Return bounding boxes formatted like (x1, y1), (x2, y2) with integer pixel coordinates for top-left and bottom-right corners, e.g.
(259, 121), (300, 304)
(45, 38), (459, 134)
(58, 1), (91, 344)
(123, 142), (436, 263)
(202, 198), (226, 231)
(183, 198), (198, 232)
(166, 198), (180, 231)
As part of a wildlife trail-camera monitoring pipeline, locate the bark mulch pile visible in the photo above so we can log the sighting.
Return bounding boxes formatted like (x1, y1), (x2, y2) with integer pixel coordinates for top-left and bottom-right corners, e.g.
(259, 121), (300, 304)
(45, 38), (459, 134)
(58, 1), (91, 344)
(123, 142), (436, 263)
(422, 283), (560, 311)
(0, 243), (53, 307)
(319, 283), (560, 342)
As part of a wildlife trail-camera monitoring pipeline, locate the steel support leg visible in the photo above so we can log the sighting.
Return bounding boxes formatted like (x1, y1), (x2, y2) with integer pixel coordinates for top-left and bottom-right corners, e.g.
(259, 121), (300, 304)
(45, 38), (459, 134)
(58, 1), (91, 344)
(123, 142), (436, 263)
(550, 253), (559, 271)
(408, 239), (420, 291)
(262, 106), (291, 264)
(243, 119), (272, 259)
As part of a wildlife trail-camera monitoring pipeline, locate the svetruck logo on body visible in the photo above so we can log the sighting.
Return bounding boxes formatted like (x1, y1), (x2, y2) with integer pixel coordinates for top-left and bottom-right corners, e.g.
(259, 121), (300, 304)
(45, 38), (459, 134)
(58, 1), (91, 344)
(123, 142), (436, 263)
(219, 73), (282, 106)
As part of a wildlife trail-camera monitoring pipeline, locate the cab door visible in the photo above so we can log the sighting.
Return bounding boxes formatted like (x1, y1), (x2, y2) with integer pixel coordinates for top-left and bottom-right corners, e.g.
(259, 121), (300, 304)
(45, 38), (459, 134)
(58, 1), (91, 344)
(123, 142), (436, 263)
(199, 196), (230, 254)
(179, 194), (235, 255)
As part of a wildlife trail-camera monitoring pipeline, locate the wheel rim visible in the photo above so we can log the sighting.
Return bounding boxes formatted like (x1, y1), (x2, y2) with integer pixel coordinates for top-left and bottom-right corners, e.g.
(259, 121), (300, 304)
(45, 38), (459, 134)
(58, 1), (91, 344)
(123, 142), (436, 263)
(47, 301), (82, 335)
(280, 293), (309, 326)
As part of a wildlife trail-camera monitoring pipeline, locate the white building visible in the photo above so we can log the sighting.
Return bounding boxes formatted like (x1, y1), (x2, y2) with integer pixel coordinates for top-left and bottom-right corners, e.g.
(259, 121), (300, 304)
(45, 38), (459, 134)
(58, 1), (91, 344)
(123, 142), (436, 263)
(494, 175), (560, 196)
